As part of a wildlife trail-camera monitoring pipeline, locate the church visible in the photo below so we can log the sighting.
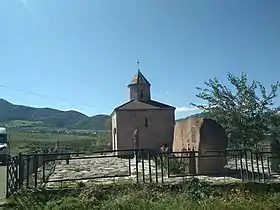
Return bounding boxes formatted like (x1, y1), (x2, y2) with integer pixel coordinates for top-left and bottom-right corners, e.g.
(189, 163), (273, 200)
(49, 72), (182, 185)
(111, 67), (176, 156)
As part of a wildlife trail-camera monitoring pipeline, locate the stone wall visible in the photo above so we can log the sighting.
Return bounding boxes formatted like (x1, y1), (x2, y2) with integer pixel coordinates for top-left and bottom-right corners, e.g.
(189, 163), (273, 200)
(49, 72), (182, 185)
(114, 109), (175, 156)
(173, 116), (228, 174)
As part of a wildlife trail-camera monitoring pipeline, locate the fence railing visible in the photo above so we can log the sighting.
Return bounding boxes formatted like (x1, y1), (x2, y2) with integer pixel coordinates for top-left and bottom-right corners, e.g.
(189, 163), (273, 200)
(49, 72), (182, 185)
(6, 149), (84, 198)
(6, 148), (280, 198)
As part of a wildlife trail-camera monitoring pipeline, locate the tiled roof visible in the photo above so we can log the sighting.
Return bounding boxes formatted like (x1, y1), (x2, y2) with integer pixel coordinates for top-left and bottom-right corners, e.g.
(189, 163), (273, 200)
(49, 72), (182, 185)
(128, 70), (151, 86)
(114, 100), (175, 111)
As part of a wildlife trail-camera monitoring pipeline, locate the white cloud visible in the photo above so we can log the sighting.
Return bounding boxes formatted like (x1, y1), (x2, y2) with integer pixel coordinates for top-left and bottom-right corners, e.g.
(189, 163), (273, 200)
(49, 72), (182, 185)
(175, 106), (200, 113)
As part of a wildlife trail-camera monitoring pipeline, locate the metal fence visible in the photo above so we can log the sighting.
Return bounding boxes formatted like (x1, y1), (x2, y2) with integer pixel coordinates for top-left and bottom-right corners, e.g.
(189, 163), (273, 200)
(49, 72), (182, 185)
(6, 156), (19, 198)
(161, 149), (280, 183)
(6, 149), (83, 198)
(6, 148), (280, 198)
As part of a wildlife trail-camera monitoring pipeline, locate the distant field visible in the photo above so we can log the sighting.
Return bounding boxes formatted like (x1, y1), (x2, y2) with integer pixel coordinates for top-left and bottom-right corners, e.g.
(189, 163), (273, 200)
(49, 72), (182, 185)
(0, 128), (111, 200)
(9, 130), (111, 155)
(2, 120), (44, 128)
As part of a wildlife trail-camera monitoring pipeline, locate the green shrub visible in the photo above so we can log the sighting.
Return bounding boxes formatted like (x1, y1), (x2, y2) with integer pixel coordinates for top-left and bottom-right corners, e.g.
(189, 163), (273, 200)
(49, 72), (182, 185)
(5, 179), (280, 210)
(159, 154), (186, 174)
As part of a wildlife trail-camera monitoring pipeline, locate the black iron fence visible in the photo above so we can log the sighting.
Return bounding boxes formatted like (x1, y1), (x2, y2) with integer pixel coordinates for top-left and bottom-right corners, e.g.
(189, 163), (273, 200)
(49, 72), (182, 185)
(6, 149), (84, 198)
(6, 148), (280, 198)
(6, 156), (19, 198)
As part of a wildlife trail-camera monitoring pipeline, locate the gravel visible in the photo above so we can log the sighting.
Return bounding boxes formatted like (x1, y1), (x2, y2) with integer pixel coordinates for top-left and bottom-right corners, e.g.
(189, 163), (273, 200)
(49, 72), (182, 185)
(46, 154), (280, 187)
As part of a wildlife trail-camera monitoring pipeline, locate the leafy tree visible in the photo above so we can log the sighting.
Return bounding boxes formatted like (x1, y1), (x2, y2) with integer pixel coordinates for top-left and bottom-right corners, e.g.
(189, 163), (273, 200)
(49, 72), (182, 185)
(191, 72), (280, 150)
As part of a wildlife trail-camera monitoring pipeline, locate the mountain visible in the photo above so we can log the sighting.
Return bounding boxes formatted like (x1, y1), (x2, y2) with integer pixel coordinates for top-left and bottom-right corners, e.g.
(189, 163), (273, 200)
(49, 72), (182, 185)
(176, 113), (203, 122)
(0, 99), (110, 130)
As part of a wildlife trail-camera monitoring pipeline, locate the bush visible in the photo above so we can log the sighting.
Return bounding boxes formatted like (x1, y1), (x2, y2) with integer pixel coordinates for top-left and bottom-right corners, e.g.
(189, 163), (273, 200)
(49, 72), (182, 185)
(5, 177), (280, 209)
(159, 154), (186, 174)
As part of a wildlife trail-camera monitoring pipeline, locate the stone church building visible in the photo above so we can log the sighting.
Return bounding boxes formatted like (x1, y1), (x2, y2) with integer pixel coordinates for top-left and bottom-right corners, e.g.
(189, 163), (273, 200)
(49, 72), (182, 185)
(111, 69), (175, 156)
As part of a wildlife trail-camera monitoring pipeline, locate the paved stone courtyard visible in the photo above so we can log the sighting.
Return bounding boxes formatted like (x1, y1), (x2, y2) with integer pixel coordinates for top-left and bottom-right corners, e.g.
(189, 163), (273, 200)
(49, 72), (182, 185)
(45, 154), (280, 187)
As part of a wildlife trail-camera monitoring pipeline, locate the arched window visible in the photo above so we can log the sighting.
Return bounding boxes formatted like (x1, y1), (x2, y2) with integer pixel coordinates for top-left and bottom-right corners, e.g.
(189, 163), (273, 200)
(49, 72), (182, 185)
(144, 118), (148, 127)
(140, 90), (144, 99)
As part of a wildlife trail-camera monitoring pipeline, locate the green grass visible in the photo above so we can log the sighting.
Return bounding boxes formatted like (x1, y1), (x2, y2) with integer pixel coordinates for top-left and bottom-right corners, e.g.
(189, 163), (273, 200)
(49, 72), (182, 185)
(3, 120), (44, 128)
(4, 179), (280, 209)
(0, 129), (110, 200)
(9, 130), (111, 155)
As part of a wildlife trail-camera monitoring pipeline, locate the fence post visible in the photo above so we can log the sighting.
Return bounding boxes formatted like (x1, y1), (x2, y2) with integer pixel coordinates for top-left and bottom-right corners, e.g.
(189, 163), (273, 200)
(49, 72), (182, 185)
(26, 156), (30, 187)
(234, 152), (238, 171)
(148, 150), (152, 183)
(160, 154), (164, 184)
(42, 154), (45, 183)
(244, 150), (249, 181)
(256, 153), (260, 182)
(128, 158), (131, 176)
(34, 154), (38, 188)
(5, 155), (9, 198)
(155, 155), (158, 184)
(14, 156), (19, 191)
(18, 153), (24, 188)
(250, 151), (255, 181)
(135, 149), (139, 183)
(260, 153), (265, 181)
(189, 149), (196, 175)
(167, 153), (170, 178)
(239, 151), (244, 181)
(141, 149), (145, 183)
(66, 154), (70, 165)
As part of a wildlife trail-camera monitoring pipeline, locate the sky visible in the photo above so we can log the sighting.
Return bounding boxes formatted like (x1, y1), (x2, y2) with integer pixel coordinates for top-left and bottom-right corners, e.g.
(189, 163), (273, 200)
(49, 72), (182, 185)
(0, 0), (280, 119)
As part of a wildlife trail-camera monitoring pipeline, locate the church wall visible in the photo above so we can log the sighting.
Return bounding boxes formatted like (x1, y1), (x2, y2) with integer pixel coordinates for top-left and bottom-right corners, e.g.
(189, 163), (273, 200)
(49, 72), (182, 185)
(129, 84), (151, 101)
(116, 109), (175, 156)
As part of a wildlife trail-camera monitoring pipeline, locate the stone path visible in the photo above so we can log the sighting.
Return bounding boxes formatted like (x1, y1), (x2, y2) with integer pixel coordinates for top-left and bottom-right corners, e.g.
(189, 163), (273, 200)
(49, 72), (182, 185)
(46, 154), (280, 187)
(47, 156), (156, 187)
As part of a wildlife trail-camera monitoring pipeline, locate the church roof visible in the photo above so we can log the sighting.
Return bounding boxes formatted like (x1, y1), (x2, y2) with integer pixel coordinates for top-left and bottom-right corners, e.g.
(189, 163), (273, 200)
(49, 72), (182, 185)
(114, 100), (175, 111)
(128, 70), (151, 86)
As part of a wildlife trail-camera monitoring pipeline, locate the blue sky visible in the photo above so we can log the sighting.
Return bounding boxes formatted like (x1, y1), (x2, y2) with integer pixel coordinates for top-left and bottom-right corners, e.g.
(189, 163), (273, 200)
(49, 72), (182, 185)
(0, 0), (280, 119)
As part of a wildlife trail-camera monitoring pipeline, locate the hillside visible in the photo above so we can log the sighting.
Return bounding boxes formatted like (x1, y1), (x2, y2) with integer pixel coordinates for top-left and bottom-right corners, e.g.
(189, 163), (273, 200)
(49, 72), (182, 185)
(176, 113), (203, 122)
(0, 99), (110, 130)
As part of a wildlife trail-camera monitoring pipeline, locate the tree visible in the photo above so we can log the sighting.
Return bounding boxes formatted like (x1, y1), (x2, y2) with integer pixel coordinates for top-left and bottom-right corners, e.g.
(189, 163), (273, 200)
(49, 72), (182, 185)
(191, 72), (280, 150)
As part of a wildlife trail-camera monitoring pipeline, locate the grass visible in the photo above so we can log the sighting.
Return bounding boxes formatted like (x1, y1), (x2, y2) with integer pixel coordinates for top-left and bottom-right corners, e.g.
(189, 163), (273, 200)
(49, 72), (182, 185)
(4, 179), (280, 209)
(0, 128), (110, 200)
(3, 126), (280, 209)
(8, 130), (111, 155)
(3, 120), (44, 128)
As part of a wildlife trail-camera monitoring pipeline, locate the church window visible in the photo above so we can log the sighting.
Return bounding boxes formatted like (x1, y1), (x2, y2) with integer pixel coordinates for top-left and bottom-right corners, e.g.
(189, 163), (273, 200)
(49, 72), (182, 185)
(144, 118), (148, 127)
(140, 90), (144, 99)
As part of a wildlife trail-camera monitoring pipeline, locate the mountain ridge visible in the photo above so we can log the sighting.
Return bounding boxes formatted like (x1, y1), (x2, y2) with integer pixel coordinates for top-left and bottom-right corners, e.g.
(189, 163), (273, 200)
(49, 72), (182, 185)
(0, 99), (110, 130)
(0, 99), (203, 130)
